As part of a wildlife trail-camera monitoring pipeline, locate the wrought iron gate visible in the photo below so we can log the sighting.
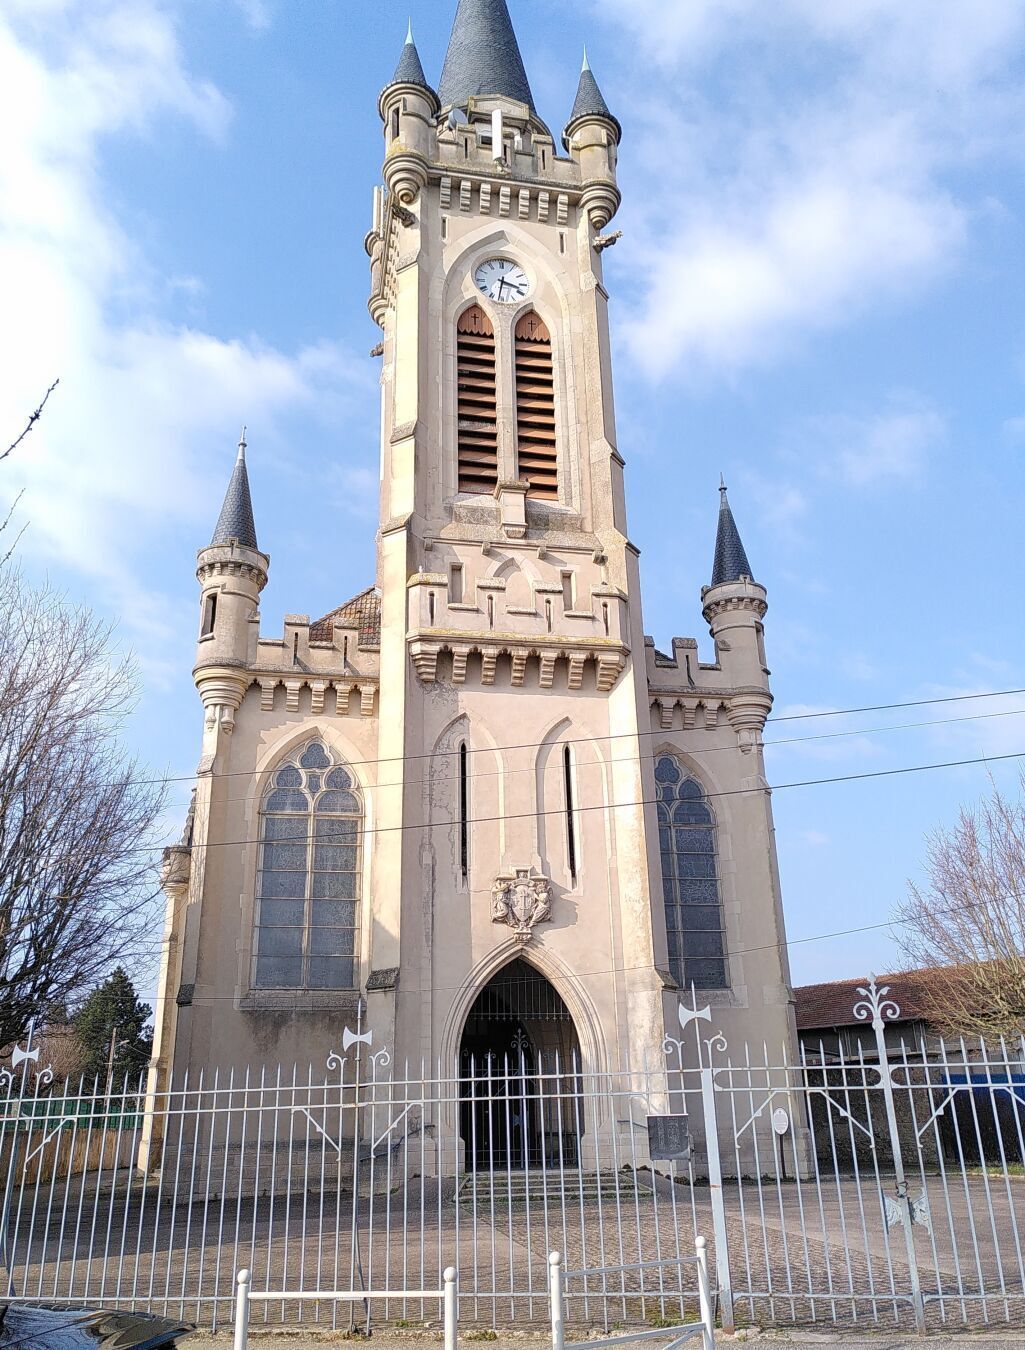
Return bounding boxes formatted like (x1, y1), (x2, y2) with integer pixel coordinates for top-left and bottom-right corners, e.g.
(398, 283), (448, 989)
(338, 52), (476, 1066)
(1, 976), (1022, 1331)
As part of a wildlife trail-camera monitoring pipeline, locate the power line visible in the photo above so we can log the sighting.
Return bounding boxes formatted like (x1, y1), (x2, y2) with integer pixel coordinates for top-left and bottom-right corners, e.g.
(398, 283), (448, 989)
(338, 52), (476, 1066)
(169, 891), (1014, 1006)
(139, 746), (1025, 855)
(128, 684), (1025, 794)
(162, 704), (1025, 811)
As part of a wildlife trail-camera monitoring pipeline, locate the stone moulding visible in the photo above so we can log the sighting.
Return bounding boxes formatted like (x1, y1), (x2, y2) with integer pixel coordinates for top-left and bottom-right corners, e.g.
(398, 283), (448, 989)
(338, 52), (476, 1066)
(408, 632), (627, 690)
(250, 675), (380, 718)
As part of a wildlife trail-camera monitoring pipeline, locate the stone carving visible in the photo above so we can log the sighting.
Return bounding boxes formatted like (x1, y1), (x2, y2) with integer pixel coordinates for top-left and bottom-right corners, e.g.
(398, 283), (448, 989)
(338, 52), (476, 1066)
(491, 868), (552, 945)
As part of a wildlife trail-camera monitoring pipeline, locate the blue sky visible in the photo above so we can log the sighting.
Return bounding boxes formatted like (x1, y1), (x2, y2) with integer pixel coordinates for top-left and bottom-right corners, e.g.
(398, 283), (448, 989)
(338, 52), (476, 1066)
(2, 0), (1024, 996)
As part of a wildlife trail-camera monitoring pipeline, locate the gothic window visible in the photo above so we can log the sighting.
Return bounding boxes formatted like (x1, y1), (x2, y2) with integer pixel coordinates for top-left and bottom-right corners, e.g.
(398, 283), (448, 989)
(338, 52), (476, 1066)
(254, 740), (362, 991)
(514, 311), (558, 499)
(655, 755), (728, 990)
(457, 305), (498, 493)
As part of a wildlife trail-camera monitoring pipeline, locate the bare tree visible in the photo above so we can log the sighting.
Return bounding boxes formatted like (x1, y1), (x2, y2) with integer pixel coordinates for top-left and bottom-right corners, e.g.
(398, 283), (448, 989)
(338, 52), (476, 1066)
(0, 567), (166, 1051)
(897, 773), (1025, 1038)
(0, 379), (59, 564)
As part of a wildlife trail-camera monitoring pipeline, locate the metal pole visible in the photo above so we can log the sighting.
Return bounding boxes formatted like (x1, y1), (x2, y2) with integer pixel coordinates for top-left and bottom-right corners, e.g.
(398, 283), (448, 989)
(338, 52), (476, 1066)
(444, 1265), (458, 1350)
(549, 1251), (564, 1350)
(233, 1268), (251, 1350)
(695, 1237), (715, 1350)
(699, 1064), (734, 1332)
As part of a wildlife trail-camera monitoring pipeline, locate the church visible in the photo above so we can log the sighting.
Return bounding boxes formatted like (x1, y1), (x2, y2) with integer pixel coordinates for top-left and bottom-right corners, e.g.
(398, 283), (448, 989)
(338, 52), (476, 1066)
(152, 0), (798, 1106)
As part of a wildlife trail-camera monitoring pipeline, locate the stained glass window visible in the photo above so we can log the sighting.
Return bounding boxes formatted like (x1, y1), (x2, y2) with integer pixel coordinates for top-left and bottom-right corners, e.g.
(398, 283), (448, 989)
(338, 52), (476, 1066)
(254, 740), (361, 990)
(655, 754), (728, 990)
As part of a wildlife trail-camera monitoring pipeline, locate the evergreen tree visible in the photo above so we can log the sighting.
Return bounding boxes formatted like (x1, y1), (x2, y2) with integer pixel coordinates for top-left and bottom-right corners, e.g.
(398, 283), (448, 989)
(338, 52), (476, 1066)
(73, 968), (153, 1089)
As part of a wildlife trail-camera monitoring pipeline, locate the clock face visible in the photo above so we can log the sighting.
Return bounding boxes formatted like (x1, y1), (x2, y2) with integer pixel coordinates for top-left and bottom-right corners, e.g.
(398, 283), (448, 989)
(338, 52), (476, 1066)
(474, 258), (529, 303)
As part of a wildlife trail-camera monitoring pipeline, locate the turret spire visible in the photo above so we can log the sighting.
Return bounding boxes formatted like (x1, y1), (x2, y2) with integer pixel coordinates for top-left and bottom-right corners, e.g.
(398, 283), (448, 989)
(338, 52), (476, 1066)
(210, 428), (259, 550)
(390, 20), (432, 90)
(564, 47), (621, 150)
(438, 0), (536, 114)
(710, 479), (754, 587)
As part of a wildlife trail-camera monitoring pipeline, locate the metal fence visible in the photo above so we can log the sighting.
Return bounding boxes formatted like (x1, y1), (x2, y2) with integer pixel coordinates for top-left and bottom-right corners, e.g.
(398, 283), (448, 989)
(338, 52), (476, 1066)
(1, 975), (1023, 1334)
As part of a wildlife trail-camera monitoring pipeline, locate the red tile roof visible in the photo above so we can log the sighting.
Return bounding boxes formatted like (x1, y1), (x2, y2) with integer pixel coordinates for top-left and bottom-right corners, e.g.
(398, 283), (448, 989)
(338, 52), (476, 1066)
(795, 971), (935, 1031)
(310, 586), (381, 648)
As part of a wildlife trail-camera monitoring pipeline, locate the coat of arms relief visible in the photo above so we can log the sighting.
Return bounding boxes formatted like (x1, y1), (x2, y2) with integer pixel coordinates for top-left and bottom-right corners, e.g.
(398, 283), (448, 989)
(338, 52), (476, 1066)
(491, 868), (553, 944)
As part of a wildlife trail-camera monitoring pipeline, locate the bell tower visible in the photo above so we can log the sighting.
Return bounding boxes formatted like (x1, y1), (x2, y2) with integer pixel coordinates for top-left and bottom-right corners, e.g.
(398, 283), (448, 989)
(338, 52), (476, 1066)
(365, 1), (672, 1074)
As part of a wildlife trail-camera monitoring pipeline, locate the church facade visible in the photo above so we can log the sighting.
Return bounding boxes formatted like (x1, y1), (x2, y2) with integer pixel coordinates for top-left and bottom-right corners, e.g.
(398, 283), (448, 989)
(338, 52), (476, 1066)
(152, 0), (797, 1108)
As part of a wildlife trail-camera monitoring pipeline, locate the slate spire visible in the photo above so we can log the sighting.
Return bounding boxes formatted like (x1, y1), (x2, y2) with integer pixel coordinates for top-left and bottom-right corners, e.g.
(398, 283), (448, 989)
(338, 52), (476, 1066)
(210, 428), (259, 550)
(438, 0), (536, 113)
(565, 48), (621, 144)
(390, 20), (431, 90)
(711, 478), (754, 587)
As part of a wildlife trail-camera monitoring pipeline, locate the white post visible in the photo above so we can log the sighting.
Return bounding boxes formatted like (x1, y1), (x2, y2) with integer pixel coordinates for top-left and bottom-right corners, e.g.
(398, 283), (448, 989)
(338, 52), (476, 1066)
(444, 1266), (458, 1350)
(549, 1251), (565, 1350)
(699, 1065), (734, 1332)
(233, 1269), (251, 1350)
(491, 108), (504, 161)
(695, 1237), (715, 1350)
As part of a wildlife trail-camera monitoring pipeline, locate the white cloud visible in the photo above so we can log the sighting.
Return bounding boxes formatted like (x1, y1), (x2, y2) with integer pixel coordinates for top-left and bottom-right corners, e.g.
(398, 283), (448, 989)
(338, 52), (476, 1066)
(587, 0), (1025, 377)
(820, 404), (946, 488)
(0, 1), (367, 641)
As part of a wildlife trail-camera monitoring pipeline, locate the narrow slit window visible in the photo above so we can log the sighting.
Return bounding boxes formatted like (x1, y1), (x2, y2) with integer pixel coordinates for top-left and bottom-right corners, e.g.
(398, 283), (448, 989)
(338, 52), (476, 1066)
(564, 745), (578, 886)
(201, 593), (217, 637)
(514, 311), (558, 500)
(457, 305), (498, 494)
(459, 741), (470, 885)
(390, 107), (400, 141)
(450, 563), (464, 604)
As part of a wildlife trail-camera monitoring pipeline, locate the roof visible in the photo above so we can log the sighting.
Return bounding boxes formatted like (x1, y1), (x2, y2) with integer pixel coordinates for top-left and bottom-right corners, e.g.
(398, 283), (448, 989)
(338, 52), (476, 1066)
(438, 0), (536, 114)
(710, 483), (753, 587)
(210, 437), (258, 550)
(795, 972), (934, 1032)
(390, 26), (432, 92)
(564, 54), (621, 146)
(311, 586), (381, 649)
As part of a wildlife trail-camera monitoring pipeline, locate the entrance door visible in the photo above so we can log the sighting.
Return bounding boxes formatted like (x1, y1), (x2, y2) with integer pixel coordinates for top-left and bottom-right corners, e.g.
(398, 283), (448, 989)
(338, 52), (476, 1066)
(458, 959), (582, 1171)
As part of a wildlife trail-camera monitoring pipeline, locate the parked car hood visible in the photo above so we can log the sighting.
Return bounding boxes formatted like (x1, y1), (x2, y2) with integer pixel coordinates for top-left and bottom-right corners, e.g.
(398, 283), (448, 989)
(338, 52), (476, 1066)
(0, 1303), (193, 1348)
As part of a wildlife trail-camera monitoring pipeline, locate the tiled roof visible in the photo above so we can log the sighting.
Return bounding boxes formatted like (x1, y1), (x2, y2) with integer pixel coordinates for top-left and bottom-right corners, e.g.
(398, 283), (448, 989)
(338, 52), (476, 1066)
(795, 972), (934, 1032)
(311, 586), (381, 649)
(390, 28), (432, 91)
(438, 0), (536, 114)
(211, 442), (258, 550)
(564, 55), (621, 146)
(711, 483), (753, 587)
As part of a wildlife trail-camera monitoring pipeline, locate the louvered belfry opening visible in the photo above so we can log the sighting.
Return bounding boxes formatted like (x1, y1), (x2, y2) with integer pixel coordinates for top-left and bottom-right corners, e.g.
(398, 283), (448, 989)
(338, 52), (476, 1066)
(457, 305), (499, 494)
(515, 311), (558, 500)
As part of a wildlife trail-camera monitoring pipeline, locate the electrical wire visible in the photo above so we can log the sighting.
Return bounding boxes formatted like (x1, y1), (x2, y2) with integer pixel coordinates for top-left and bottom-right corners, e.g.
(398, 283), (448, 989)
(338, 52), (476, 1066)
(98, 685), (1025, 792)
(161, 703), (1025, 812)
(136, 745), (1025, 855)
(171, 888), (1023, 1005)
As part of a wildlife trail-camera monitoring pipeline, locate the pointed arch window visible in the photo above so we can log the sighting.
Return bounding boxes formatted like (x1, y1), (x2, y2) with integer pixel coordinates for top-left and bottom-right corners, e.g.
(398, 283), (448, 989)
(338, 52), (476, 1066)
(514, 311), (558, 500)
(457, 305), (498, 494)
(655, 755), (728, 990)
(254, 740), (362, 990)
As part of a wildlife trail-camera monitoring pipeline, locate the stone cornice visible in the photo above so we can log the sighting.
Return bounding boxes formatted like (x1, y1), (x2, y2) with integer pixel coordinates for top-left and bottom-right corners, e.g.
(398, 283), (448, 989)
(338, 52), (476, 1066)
(409, 630), (628, 692)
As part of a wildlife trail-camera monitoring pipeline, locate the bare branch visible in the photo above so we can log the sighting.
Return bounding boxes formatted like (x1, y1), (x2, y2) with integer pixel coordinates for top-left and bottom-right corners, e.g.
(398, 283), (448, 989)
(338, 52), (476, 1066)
(0, 380), (59, 465)
(0, 567), (167, 1049)
(896, 771), (1025, 1038)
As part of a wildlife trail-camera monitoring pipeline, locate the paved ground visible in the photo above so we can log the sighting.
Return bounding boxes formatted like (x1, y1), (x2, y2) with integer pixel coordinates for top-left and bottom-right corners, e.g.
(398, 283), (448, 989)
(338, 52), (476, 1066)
(6, 1172), (1023, 1336)
(188, 1334), (1025, 1348)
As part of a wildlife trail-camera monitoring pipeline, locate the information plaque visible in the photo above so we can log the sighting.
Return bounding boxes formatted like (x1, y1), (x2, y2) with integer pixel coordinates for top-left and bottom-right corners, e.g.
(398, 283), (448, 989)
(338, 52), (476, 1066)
(646, 1114), (692, 1162)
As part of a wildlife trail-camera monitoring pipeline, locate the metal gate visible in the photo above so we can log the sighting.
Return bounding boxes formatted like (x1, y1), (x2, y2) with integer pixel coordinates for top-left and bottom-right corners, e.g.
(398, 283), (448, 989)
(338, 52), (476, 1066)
(1, 975), (1023, 1332)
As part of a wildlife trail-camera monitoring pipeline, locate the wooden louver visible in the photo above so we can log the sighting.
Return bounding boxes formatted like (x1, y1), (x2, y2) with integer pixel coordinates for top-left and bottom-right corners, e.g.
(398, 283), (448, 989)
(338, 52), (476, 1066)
(457, 305), (498, 494)
(515, 312), (558, 500)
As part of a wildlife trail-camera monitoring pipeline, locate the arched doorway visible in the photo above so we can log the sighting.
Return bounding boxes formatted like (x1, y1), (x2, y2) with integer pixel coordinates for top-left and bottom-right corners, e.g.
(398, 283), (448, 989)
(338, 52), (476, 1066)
(459, 958), (582, 1171)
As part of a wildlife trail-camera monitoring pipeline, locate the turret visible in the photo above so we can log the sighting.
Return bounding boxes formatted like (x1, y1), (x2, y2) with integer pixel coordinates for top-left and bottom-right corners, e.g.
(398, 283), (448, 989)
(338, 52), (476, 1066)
(379, 23), (440, 205)
(701, 481), (770, 741)
(194, 430), (269, 737)
(563, 51), (621, 230)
